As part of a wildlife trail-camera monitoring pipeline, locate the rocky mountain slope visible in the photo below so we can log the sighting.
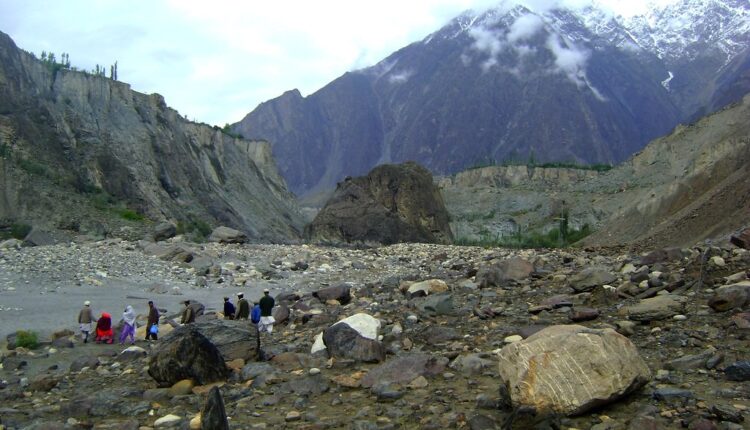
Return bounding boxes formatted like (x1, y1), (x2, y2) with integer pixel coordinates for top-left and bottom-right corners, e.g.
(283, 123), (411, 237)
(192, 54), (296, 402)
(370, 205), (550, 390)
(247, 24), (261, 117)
(441, 93), (750, 250)
(0, 31), (304, 242)
(233, 0), (749, 197)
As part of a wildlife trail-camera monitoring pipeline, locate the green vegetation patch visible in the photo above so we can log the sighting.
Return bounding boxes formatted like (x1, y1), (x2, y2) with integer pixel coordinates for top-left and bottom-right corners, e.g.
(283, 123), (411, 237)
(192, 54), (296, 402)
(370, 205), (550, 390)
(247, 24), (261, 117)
(15, 330), (39, 349)
(176, 216), (212, 242)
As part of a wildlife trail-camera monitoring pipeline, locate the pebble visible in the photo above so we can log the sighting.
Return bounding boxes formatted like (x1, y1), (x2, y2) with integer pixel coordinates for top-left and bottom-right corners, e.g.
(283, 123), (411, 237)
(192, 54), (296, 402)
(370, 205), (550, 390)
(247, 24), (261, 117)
(673, 314), (687, 321)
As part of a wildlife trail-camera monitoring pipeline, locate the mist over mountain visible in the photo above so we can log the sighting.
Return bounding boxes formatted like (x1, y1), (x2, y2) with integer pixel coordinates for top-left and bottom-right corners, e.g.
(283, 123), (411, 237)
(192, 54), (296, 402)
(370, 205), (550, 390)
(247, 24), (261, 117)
(233, 0), (750, 197)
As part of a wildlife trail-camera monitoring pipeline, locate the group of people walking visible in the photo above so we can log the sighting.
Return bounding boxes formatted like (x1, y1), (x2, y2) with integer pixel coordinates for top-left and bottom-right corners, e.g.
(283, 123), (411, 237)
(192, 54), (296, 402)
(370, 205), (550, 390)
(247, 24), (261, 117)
(219, 289), (275, 333)
(78, 289), (274, 344)
(77, 301), (139, 344)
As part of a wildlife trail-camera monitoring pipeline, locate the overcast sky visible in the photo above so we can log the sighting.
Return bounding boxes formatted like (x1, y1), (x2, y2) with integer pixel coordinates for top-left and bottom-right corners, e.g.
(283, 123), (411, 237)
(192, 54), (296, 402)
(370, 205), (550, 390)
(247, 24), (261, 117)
(0, 0), (677, 126)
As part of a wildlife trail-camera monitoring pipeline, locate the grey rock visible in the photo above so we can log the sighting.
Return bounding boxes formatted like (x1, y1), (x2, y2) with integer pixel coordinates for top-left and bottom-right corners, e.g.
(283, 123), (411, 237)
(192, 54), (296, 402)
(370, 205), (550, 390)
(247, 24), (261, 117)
(208, 226), (249, 244)
(476, 257), (534, 288)
(724, 361), (750, 381)
(22, 228), (57, 247)
(70, 356), (100, 372)
(569, 267), (616, 293)
(313, 284), (352, 304)
(360, 353), (448, 388)
(148, 324), (229, 386)
(624, 294), (687, 321)
(153, 222), (177, 241)
(652, 388), (694, 401)
(666, 348), (717, 370)
(708, 282), (750, 312)
(416, 293), (454, 316)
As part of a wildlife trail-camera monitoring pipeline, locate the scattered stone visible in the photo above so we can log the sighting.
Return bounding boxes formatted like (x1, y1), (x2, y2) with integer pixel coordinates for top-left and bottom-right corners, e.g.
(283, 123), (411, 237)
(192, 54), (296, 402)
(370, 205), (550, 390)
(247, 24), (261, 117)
(154, 414), (182, 427)
(169, 379), (195, 397)
(405, 279), (449, 297)
(730, 227), (750, 249)
(313, 284), (352, 305)
(360, 353), (448, 388)
(476, 257), (534, 288)
(416, 293), (454, 316)
(569, 267), (616, 293)
(497, 325), (651, 415)
(708, 282), (750, 312)
(622, 295), (687, 321)
(569, 307), (600, 322)
(200, 386), (229, 430)
(153, 222), (177, 241)
(208, 226), (248, 244)
(724, 361), (750, 381)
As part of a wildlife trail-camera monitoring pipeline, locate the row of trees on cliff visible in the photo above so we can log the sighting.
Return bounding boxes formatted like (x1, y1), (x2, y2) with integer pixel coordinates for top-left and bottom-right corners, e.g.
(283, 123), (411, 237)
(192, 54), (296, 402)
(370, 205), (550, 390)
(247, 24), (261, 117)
(37, 50), (118, 80)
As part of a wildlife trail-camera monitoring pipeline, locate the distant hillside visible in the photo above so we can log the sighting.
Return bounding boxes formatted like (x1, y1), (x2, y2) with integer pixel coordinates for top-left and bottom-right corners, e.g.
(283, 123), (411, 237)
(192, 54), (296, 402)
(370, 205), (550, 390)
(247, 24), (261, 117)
(440, 94), (750, 249)
(234, 0), (749, 197)
(0, 31), (304, 242)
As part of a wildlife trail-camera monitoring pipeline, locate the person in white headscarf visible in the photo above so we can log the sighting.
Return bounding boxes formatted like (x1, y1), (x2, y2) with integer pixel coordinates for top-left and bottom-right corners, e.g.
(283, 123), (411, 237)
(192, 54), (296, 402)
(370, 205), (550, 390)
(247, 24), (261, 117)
(119, 305), (137, 345)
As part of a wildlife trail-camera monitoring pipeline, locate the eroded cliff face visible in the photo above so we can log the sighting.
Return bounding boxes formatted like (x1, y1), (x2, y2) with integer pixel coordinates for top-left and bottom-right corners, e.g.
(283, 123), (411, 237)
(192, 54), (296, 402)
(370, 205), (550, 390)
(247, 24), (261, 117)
(0, 31), (303, 241)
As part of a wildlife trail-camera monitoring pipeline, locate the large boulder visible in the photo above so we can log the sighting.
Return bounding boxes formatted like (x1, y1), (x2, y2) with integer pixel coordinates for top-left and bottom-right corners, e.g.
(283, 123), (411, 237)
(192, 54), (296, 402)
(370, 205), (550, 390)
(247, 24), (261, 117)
(322, 323), (385, 363)
(208, 226), (248, 244)
(148, 325), (230, 386)
(322, 321), (385, 363)
(188, 319), (260, 362)
(305, 162), (453, 245)
(311, 313), (382, 355)
(497, 325), (651, 416)
(476, 257), (534, 288)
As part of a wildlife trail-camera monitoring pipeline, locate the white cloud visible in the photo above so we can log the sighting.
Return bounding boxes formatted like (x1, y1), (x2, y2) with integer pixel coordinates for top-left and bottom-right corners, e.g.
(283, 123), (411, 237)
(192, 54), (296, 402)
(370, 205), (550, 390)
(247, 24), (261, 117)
(388, 70), (415, 84)
(507, 14), (545, 43)
(0, 0), (675, 124)
(545, 33), (590, 87)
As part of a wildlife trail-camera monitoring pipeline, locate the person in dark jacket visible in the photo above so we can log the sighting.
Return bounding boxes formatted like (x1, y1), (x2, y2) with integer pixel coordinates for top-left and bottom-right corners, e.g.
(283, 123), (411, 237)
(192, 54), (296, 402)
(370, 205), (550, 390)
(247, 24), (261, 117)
(258, 289), (275, 333)
(223, 297), (236, 320)
(146, 300), (159, 341)
(236, 293), (250, 320)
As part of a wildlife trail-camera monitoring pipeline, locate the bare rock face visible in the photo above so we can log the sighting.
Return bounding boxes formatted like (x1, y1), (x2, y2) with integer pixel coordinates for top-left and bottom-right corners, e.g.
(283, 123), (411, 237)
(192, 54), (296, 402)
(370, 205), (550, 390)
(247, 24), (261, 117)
(305, 162), (453, 245)
(148, 325), (230, 387)
(0, 31), (303, 242)
(497, 325), (651, 416)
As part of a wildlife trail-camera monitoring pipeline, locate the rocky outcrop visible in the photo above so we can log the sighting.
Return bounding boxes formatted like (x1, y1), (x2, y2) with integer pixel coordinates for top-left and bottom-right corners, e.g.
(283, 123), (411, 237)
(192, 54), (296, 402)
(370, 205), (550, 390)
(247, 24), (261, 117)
(305, 162), (453, 245)
(497, 325), (651, 416)
(0, 31), (303, 242)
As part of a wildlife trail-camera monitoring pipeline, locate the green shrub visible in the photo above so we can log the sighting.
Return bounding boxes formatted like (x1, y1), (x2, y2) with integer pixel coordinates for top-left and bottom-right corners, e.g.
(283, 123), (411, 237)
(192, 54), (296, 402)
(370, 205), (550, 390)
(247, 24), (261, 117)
(10, 223), (32, 239)
(17, 157), (48, 176)
(118, 208), (144, 221)
(176, 217), (212, 241)
(15, 330), (39, 349)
